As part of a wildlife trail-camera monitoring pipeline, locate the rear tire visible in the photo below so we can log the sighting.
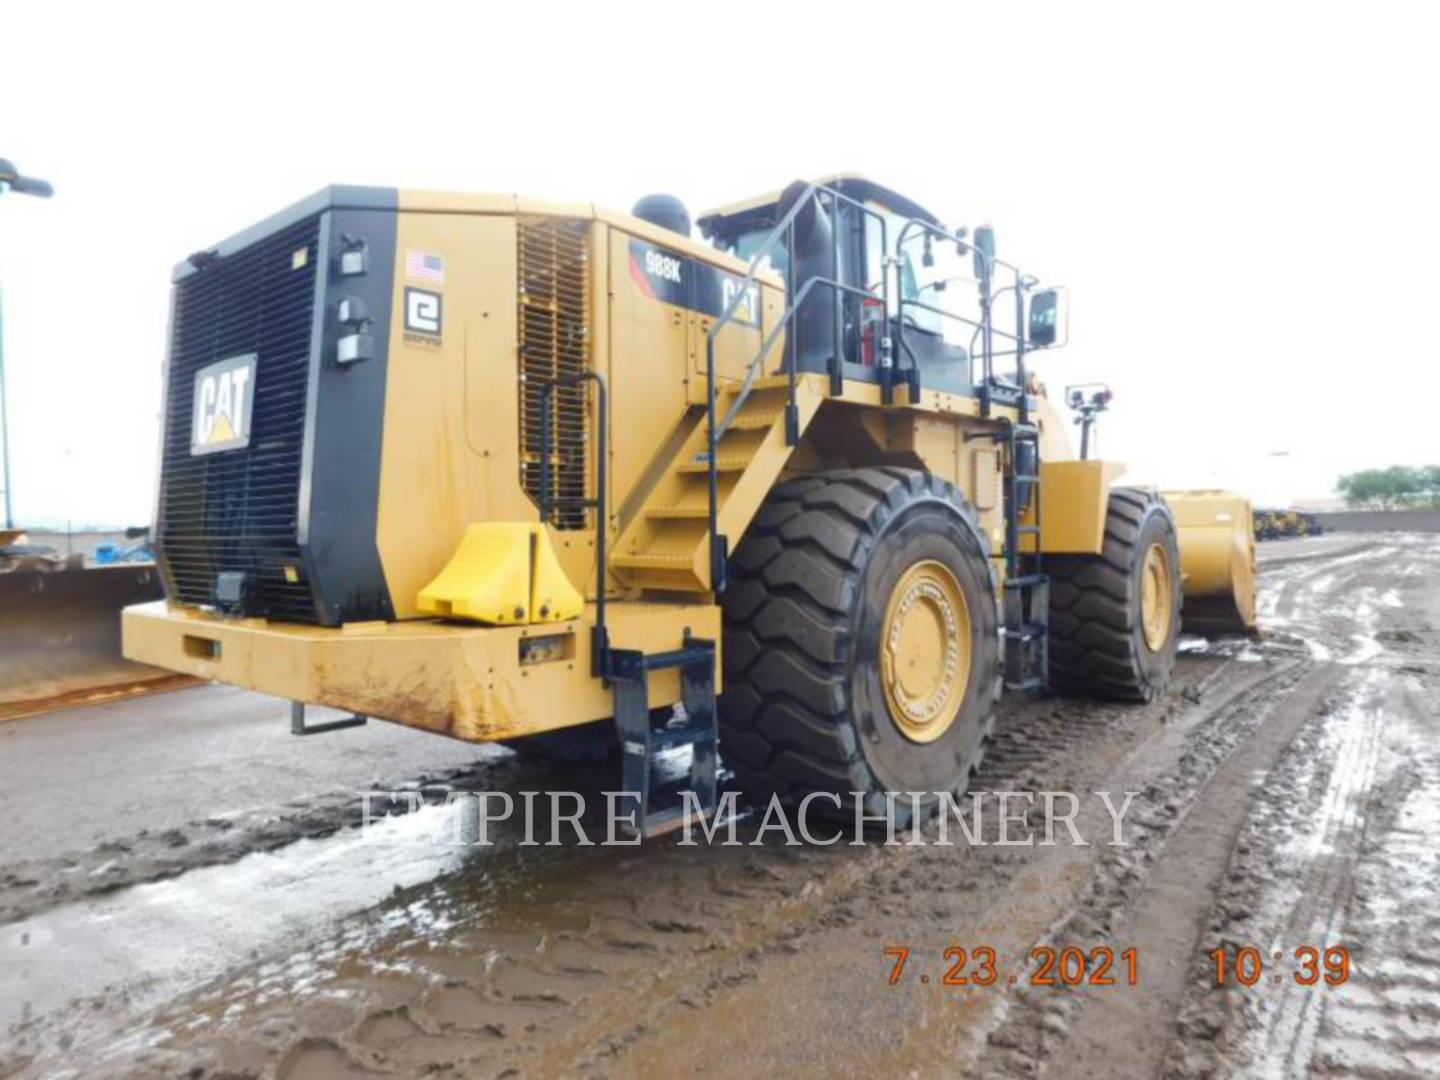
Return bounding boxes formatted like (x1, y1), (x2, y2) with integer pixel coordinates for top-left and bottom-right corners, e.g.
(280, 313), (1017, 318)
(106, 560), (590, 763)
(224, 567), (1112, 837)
(719, 467), (999, 826)
(1047, 488), (1181, 702)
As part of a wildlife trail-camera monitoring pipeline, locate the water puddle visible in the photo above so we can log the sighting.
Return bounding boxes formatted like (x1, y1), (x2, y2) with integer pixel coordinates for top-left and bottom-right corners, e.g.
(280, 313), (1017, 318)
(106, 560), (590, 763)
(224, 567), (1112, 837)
(0, 800), (472, 1031)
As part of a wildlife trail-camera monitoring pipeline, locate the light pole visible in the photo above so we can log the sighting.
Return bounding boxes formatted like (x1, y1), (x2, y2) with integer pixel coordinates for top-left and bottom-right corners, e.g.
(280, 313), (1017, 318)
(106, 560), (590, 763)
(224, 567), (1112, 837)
(0, 158), (54, 528)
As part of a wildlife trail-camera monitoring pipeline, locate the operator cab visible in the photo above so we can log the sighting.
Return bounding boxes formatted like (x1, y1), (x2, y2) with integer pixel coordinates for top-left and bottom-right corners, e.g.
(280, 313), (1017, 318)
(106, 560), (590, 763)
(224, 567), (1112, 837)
(697, 174), (974, 395)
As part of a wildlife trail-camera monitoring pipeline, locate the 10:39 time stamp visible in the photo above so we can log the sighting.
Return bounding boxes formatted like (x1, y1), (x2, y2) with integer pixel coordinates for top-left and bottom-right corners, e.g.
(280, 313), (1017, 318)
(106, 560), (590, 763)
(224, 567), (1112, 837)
(1210, 945), (1351, 986)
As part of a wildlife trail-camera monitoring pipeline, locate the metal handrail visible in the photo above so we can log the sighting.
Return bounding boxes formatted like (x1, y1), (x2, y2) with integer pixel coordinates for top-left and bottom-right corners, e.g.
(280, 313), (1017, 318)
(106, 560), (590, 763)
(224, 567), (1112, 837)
(699, 184), (1052, 592)
(899, 295), (1024, 345)
(705, 182), (889, 438)
(701, 181), (889, 593)
(721, 273), (877, 410)
(890, 214), (1042, 418)
(717, 274), (884, 433)
(536, 370), (611, 677)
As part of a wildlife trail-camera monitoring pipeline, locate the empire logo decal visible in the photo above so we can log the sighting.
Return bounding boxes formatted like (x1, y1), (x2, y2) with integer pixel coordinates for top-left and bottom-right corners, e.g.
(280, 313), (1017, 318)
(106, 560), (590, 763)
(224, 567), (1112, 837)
(404, 287), (443, 343)
(190, 354), (257, 456)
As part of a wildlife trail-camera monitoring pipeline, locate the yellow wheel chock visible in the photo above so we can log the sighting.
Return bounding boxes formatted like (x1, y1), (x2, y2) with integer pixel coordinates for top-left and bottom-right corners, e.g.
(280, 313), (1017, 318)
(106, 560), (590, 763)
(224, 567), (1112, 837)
(417, 523), (583, 625)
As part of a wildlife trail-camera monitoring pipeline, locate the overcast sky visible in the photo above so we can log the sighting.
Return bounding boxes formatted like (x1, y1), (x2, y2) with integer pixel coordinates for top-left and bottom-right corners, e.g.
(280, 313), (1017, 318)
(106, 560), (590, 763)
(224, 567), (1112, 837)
(2, 1), (1436, 526)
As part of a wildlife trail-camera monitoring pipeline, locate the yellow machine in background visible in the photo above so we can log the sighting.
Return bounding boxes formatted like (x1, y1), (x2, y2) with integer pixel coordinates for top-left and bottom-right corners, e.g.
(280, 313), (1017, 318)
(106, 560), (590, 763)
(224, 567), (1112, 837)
(1271, 509), (1304, 538)
(124, 177), (1258, 835)
(1164, 491), (1258, 636)
(1253, 508), (1279, 541)
(1253, 506), (1321, 541)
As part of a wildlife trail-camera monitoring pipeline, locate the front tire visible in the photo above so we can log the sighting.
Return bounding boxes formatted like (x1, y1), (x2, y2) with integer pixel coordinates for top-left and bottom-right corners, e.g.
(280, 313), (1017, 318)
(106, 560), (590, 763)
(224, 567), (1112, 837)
(719, 467), (1000, 825)
(1047, 488), (1181, 702)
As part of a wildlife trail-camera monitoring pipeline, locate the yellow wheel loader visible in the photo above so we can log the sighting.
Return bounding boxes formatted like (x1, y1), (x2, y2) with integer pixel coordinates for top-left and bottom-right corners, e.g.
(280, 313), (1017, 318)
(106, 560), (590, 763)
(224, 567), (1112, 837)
(1253, 508), (1276, 541)
(1274, 509), (1301, 538)
(123, 177), (1256, 836)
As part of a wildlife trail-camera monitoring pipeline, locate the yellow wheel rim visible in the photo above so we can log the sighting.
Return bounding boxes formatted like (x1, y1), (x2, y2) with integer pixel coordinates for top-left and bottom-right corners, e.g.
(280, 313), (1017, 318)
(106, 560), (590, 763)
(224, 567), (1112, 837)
(879, 560), (972, 744)
(1140, 542), (1174, 652)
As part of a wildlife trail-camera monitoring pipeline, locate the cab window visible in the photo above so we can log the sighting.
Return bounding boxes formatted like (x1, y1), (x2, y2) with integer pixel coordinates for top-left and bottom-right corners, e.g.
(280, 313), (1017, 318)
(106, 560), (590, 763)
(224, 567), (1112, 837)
(727, 228), (788, 279)
(864, 208), (942, 336)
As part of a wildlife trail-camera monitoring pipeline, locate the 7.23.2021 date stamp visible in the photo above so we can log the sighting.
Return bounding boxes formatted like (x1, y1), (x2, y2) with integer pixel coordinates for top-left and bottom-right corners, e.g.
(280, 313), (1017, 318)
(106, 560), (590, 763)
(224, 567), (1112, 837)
(885, 945), (1140, 988)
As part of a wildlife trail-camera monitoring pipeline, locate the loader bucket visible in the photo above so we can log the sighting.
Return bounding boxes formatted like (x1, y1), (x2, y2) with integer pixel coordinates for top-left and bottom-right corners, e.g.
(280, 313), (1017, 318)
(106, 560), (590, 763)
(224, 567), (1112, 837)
(1162, 490), (1259, 637)
(0, 564), (193, 721)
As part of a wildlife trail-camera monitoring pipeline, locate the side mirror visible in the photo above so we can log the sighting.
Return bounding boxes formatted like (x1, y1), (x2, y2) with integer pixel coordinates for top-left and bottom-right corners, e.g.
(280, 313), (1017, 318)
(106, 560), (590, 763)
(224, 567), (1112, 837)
(972, 225), (996, 280)
(1028, 288), (1060, 347)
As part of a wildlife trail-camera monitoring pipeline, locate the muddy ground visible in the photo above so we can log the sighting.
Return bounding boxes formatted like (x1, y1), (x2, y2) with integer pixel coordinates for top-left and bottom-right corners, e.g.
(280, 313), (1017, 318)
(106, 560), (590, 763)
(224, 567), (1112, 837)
(1, 534), (1437, 1078)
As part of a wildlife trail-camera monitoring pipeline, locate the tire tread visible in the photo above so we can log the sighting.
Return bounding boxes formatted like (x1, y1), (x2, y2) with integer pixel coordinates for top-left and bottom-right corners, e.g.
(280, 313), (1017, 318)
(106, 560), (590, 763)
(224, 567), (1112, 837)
(1046, 487), (1180, 702)
(720, 467), (997, 819)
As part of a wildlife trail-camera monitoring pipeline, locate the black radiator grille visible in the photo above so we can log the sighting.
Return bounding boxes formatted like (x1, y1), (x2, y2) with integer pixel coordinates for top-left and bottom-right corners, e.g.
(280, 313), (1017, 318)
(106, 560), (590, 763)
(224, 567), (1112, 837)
(518, 218), (591, 529)
(156, 214), (321, 621)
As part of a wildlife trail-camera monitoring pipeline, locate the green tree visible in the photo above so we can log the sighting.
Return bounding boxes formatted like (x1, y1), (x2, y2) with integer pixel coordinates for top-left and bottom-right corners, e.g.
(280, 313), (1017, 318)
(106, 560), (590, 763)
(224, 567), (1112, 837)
(1337, 466), (1424, 510)
(1421, 464), (1440, 508)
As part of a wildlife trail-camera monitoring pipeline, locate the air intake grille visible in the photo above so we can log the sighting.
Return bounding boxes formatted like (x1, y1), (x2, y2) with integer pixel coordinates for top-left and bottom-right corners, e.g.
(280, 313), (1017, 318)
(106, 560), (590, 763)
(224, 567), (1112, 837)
(155, 214), (320, 621)
(518, 218), (591, 530)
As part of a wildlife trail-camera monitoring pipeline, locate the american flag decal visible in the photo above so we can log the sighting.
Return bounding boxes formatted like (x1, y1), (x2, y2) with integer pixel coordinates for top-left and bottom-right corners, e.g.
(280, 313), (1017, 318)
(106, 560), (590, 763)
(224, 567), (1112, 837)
(405, 249), (445, 285)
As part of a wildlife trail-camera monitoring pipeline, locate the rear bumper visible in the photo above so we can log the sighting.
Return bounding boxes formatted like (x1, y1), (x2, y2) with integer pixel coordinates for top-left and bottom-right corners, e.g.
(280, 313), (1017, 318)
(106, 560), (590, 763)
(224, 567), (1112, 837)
(122, 600), (720, 742)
